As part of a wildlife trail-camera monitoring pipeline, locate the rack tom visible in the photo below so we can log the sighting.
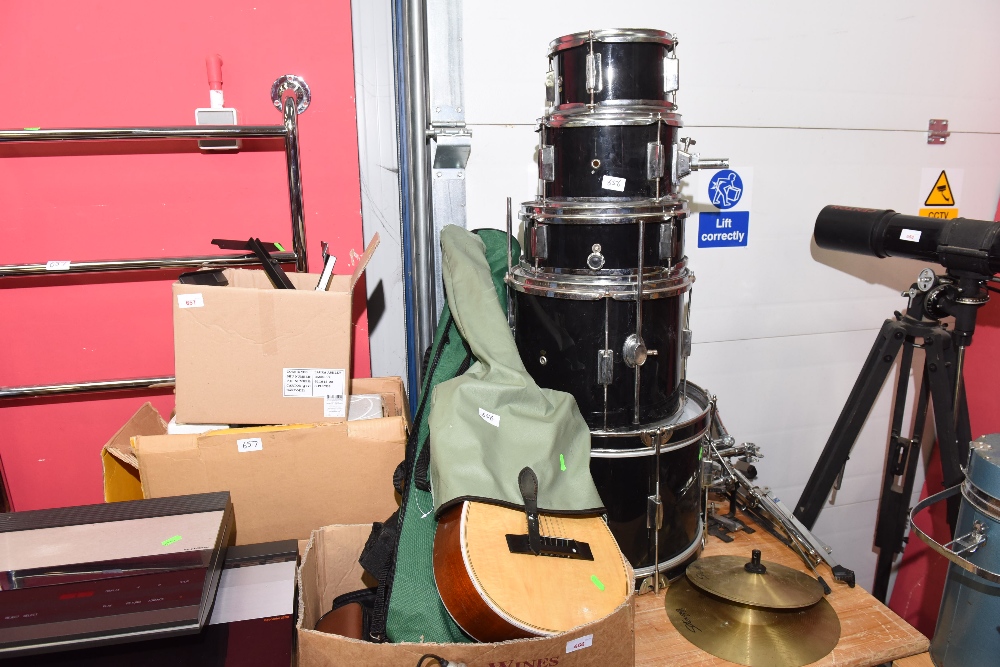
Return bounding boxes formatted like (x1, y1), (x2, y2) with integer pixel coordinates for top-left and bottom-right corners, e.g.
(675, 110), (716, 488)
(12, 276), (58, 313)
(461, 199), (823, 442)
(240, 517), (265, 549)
(538, 110), (681, 199)
(509, 263), (692, 430)
(548, 28), (678, 112)
(521, 199), (687, 273)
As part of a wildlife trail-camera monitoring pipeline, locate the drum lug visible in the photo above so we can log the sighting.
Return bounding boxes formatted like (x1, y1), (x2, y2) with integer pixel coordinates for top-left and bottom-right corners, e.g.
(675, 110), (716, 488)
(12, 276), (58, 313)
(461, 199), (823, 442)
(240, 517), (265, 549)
(585, 52), (603, 94)
(597, 349), (614, 385)
(682, 328), (693, 358)
(647, 495), (664, 530)
(538, 145), (555, 182)
(658, 223), (674, 260)
(531, 225), (549, 260)
(647, 142), (666, 180)
(663, 54), (680, 93)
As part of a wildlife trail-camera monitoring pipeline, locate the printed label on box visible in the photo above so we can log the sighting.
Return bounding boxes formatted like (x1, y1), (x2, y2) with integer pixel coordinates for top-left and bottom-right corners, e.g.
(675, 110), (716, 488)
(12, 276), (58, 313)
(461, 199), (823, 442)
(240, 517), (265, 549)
(283, 368), (346, 398)
(45, 260), (71, 271)
(177, 293), (205, 309)
(324, 395), (346, 418)
(236, 437), (263, 453)
(566, 634), (593, 653)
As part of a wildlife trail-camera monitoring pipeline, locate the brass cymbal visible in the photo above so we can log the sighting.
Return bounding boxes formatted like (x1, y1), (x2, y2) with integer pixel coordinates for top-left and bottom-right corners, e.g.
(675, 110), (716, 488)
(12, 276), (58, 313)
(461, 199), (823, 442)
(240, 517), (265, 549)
(665, 576), (840, 667)
(686, 550), (824, 609)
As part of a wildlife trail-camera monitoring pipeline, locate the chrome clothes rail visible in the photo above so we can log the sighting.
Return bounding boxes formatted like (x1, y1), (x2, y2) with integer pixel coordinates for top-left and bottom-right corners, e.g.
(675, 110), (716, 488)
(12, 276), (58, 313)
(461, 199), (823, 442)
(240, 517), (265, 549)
(0, 75), (312, 399)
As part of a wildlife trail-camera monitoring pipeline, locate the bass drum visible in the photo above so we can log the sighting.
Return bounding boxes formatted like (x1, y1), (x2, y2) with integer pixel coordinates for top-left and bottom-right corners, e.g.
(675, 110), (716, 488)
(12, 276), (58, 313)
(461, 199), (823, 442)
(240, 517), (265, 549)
(520, 198), (687, 273)
(548, 28), (678, 112)
(590, 383), (713, 584)
(510, 264), (692, 430)
(539, 110), (681, 200)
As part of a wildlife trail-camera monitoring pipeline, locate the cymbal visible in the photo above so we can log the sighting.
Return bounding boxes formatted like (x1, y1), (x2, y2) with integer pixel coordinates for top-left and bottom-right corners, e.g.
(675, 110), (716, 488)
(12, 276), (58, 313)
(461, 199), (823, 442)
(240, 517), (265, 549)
(665, 576), (840, 667)
(686, 550), (824, 609)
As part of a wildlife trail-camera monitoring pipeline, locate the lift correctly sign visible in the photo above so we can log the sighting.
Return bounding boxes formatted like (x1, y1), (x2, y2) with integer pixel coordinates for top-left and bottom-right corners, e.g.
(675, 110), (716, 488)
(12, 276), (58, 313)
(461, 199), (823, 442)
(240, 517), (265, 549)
(699, 168), (752, 248)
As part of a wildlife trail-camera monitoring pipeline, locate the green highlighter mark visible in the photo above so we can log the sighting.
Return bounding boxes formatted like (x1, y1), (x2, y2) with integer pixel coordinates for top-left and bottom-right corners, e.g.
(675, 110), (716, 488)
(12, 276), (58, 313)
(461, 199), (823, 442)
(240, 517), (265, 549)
(161, 535), (182, 546)
(23, 127), (40, 131)
(559, 454), (567, 471)
(274, 242), (285, 252)
(590, 575), (605, 591)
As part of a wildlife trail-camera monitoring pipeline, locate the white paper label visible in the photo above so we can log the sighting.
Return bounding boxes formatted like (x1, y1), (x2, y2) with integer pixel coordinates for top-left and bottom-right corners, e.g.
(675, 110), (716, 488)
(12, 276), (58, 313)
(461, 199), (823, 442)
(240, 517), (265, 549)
(900, 229), (922, 242)
(324, 395), (347, 418)
(45, 260), (71, 271)
(478, 408), (500, 428)
(236, 437), (263, 453)
(601, 175), (626, 192)
(566, 634), (593, 654)
(177, 293), (205, 309)
(283, 368), (346, 398)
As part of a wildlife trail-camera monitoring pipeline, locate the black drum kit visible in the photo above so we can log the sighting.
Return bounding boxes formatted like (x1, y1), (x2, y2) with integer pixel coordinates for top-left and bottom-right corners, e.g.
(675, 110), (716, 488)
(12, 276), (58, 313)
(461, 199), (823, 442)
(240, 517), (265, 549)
(506, 28), (730, 592)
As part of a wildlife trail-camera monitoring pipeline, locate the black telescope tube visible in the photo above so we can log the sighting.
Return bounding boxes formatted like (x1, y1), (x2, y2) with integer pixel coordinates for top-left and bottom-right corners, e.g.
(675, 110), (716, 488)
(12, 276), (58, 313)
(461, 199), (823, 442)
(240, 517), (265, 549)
(814, 205), (1000, 275)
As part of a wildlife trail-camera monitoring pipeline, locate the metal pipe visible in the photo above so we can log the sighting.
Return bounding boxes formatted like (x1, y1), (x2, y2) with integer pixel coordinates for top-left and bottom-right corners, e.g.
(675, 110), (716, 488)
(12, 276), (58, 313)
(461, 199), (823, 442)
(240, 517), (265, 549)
(0, 252), (297, 277)
(281, 94), (308, 272)
(0, 377), (176, 399)
(0, 126), (286, 142)
(403, 0), (436, 375)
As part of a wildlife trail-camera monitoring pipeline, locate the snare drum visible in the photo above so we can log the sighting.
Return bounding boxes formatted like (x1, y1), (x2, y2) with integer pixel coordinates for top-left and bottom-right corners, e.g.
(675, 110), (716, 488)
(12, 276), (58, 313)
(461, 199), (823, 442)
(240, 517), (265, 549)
(509, 264), (692, 430)
(590, 382), (713, 583)
(538, 110), (681, 199)
(521, 198), (687, 272)
(548, 28), (678, 112)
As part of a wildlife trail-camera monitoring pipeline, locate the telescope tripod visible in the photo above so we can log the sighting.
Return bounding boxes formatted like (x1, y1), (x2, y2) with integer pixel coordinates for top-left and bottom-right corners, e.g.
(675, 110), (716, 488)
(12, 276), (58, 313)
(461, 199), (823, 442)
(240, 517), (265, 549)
(794, 269), (988, 602)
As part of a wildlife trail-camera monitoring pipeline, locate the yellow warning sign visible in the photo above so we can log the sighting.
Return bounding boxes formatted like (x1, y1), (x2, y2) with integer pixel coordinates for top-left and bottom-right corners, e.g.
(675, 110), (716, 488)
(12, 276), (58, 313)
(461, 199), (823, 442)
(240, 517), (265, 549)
(919, 208), (959, 219)
(924, 170), (956, 206)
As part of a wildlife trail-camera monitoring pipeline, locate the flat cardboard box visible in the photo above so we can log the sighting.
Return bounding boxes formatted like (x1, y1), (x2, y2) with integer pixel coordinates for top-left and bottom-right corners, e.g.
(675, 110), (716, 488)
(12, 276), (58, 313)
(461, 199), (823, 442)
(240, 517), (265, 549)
(172, 237), (377, 426)
(297, 524), (636, 667)
(102, 377), (409, 547)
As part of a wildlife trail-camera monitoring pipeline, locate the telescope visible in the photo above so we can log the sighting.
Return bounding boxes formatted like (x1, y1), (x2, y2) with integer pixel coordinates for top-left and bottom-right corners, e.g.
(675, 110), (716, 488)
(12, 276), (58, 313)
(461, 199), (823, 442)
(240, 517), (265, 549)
(814, 205), (1000, 276)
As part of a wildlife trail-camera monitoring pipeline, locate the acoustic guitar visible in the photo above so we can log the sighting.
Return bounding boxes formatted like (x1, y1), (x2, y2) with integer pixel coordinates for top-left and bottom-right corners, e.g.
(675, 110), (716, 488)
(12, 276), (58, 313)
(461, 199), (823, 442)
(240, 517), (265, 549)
(433, 470), (631, 642)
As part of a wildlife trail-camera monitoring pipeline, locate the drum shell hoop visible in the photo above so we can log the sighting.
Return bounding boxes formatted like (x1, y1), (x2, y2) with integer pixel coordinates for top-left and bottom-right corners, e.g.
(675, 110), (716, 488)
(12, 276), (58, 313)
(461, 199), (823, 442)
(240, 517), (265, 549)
(523, 218), (685, 272)
(551, 38), (675, 110)
(540, 121), (678, 199)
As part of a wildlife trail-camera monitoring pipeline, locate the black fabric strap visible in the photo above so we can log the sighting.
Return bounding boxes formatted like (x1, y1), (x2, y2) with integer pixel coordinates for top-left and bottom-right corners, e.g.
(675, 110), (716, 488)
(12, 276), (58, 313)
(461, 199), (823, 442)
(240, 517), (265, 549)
(414, 348), (473, 493)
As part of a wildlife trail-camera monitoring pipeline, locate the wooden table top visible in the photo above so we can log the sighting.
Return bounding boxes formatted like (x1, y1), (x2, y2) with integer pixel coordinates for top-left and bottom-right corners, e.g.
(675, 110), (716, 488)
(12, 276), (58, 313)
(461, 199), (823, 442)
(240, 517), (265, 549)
(634, 507), (930, 666)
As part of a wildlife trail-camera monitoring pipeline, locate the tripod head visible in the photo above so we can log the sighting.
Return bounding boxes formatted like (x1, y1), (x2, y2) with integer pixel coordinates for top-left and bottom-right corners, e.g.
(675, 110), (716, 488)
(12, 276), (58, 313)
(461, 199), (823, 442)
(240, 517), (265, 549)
(903, 268), (991, 348)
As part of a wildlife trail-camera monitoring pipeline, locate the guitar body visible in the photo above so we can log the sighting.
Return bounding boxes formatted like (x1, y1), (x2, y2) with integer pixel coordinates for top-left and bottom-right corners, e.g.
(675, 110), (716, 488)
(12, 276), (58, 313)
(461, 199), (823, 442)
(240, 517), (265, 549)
(433, 501), (631, 642)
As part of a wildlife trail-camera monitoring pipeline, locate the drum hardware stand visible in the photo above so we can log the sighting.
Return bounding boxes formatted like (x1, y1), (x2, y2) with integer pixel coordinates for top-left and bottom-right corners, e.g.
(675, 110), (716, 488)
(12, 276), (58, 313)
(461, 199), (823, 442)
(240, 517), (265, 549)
(212, 238), (296, 289)
(709, 414), (857, 591)
(794, 268), (987, 601)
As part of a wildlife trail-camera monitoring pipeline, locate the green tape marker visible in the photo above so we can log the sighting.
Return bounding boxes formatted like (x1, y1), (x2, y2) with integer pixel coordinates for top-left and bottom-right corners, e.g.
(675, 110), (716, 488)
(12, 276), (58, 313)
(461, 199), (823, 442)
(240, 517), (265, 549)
(161, 535), (182, 546)
(698, 445), (703, 461)
(23, 127), (40, 131)
(590, 574), (605, 591)
(274, 242), (285, 252)
(559, 454), (567, 471)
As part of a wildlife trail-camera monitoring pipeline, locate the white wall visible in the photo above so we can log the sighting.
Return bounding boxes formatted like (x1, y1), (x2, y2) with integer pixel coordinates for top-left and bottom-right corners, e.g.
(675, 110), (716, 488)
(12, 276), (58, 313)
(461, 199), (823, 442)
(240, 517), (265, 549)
(459, 0), (1000, 591)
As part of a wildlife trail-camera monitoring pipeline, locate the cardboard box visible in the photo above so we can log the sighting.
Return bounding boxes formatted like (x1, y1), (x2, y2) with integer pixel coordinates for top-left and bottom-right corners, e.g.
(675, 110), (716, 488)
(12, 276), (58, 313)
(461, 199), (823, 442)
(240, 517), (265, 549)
(172, 238), (377, 425)
(297, 524), (636, 667)
(102, 377), (409, 546)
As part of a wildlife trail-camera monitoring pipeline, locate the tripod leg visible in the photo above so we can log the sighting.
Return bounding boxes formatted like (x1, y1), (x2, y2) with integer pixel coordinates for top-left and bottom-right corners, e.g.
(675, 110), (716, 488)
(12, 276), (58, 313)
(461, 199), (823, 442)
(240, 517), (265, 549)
(925, 329), (969, 532)
(871, 345), (927, 602)
(795, 318), (907, 528)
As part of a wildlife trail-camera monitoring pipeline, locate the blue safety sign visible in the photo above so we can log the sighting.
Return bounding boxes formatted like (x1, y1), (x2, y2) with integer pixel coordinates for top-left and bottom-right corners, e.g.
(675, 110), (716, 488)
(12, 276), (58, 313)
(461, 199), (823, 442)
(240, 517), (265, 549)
(698, 211), (749, 248)
(699, 168), (750, 248)
(708, 170), (743, 210)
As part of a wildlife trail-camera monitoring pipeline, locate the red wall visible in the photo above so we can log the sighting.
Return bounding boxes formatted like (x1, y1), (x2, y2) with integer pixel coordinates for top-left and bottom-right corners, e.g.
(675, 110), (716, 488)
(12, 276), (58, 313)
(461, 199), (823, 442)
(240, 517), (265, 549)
(0, 1), (368, 511)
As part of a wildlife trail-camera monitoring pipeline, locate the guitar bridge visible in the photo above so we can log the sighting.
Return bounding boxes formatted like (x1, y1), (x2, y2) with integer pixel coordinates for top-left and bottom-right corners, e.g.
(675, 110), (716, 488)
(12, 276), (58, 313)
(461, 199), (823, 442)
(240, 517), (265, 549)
(505, 534), (594, 560)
